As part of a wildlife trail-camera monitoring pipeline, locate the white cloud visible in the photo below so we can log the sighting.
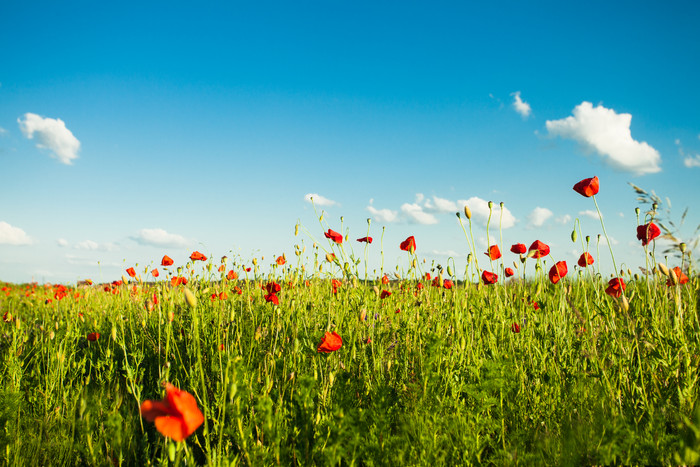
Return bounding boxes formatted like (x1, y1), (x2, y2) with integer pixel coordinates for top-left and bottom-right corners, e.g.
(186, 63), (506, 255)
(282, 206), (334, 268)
(57, 238), (68, 247)
(366, 205), (399, 223)
(545, 102), (661, 175)
(133, 228), (189, 247)
(0, 221), (32, 245)
(424, 195), (458, 213)
(556, 214), (572, 225)
(73, 240), (117, 251)
(400, 203), (439, 225)
(512, 91), (531, 118)
(304, 193), (337, 207)
(618, 212), (625, 218)
(430, 249), (465, 257)
(684, 155), (700, 168)
(457, 197), (516, 229)
(415, 193), (425, 204)
(527, 207), (553, 227)
(17, 113), (81, 165)
(579, 209), (601, 220)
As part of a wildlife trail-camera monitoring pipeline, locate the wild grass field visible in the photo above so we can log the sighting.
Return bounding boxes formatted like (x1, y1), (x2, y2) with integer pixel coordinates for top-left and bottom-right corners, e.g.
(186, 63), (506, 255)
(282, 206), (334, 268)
(1, 177), (698, 466)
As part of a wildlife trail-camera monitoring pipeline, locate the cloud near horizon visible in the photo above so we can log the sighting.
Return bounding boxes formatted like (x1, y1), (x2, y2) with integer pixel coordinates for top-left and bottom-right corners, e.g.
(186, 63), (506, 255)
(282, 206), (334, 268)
(132, 228), (190, 247)
(546, 102), (661, 175)
(0, 221), (32, 245)
(18, 113), (81, 164)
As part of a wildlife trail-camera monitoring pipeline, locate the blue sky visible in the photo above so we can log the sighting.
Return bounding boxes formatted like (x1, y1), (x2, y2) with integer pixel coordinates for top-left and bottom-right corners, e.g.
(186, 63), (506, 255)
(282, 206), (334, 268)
(1, 1), (699, 284)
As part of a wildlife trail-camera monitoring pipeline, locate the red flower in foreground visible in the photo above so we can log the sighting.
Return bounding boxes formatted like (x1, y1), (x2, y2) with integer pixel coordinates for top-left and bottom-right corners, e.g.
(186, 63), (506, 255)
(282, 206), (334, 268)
(317, 331), (343, 353)
(573, 176), (600, 197)
(275, 255), (286, 266)
(140, 383), (204, 442)
(605, 277), (626, 297)
(126, 267), (136, 278)
(443, 279), (453, 290)
(226, 270), (238, 280)
(381, 275), (390, 285)
(380, 290), (392, 299)
(190, 251), (207, 262)
(667, 267), (689, 286)
(637, 222), (661, 246)
(171, 276), (188, 286)
(357, 237), (373, 244)
(151, 268), (160, 278)
(577, 252), (594, 268)
(549, 261), (568, 284)
(161, 255), (174, 266)
(485, 245), (502, 260)
(482, 270), (498, 285)
(505, 267), (514, 278)
(510, 243), (526, 254)
(265, 282), (281, 295)
(87, 332), (100, 341)
(324, 229), (343, 244)
(528, 240), (550, 259)
(264, 293), (279, 305)
(400, 236), (416, 253)
(511, 323), (520, 333)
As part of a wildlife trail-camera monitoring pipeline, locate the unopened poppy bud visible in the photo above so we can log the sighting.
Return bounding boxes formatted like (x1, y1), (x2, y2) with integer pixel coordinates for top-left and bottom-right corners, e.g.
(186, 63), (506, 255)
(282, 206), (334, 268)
(670, 269), (679, 285)
(680, 243), (687, 253)
(467, 253), (473, 264)
(658, 263), (669, 276)
(411, 259), (417, 269)
(627, 268), (632, 276)
(360, 309), (367, 321)
(111, 326), (117, 341)
(184, 288), (197, 308)
(121, 275), (129, 285)
(635, 207), (640, 216)
(634, 273), (639, 281)
(585, 236), (591, 244)
(456, 212), (461, 218)
(520, 254), (526, 264)
(571, 229), (578, 242)
(326, 253), (334, 263)
(447, 265), (453, 276)
(464, 205), (472, 219)
(252, 258), (257, 266)
(319, 213), (324, 222)
(488, 201), (493, 209)
(295, 224), (299, 236)
(621, 295), (629, 312)
(652, 203), (658, 211)
(373, 285), (379, 296)
(367, 218), (371, 225)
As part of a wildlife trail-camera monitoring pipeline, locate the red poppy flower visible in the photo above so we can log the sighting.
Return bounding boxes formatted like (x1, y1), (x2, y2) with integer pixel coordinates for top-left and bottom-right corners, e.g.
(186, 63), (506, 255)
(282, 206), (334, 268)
(637, 222), (661, 246)
(126, 267), (136, 278)
(416, 282), (424, 290)
(482, 270), (498, 285)
(505, 267), (514, 277)
(264, 293), (279, 305)
(190, 251), (207, 262)
(324, 229), (343, 244)
(316, 331), (342, 353)
(443, 279), (453, 289)
(380, 290), (392, 299)
(357, 237), (373, 244)
(170, 276), (188, 286)
(511, 323), (520, 333)
(275, 255), (286, 266)
(573, 176), (600, 197)
(510, 243), (526, 254)
(666, 267), (689, 286)
(151, 268), (159, 278)
(218, 264), (226, 273)
(425, 273), (431, 281)
(485, 245), (502, 260)
(245, 267), (251, 272)
(233, 286), (242, 295)
(528, 240), (550, 259)
(265, 282), (281, 295)
(161, 255), (174, 266)
(549, 261), (568, 284)
(140, 383), (204, 442)
(400, 236), (416, 253)
(605, 277), (626, 297)
(226, 270), (238, 280)
(219, 292), (228, 300)
(87, 332), (100, 341)
(532, 301), (539, 310)
(381, 275), (390, 285)
(577, 252), (594, 268)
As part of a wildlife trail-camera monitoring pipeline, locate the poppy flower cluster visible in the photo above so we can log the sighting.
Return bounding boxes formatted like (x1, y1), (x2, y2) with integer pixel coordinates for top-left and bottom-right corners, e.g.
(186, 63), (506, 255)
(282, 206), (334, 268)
(331, 279), (342, 294)
(324, 229), (343, 244)
(264, 282), (281, 305)
(170, 276), (188, 286)
(317, 331), (342, 353)
(226, 270), (238, 280)
(140, 383), (204, 442)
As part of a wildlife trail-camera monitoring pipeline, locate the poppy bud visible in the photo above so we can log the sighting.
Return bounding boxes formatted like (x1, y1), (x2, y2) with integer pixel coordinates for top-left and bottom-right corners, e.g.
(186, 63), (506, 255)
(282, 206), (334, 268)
(500, 202), (504, 208)
(326, 253), (334, 263)
(367, 218), (371, 225)
(467, 253), (473, 264)
(121, 275), (129, 285)
(488, 201), (493, 209)
(652, 203), (658, 211)
(634, 273), (639, 281)
(184, 288), (197, 308)
(520, 254), (526, 264)
(680, 243), (687, 253)
(373, 285), (380, 296)
(669, 269), (679, 286)
(571, 229), (577, 242)
(111, 326), (117, 341)
(456, 212), (461, 218)
(635, 207), (640, 216)
(319, 213), (324, 222)
(411, 259), (417, 269)
(464, 205), (472, 219)
(621, 295), (629, 312)
(658, 263), (669, 276)
(295, 224), (299, 236)
(447, 265), (453, 276)
(252, 258), (257, 266)
(585, 235), (591, 244)
(359, 309), (367, 321)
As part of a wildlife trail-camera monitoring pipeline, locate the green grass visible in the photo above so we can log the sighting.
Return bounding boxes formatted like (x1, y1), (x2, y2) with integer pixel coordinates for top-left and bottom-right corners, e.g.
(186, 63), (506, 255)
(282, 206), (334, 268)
(0, 256), (698, 466)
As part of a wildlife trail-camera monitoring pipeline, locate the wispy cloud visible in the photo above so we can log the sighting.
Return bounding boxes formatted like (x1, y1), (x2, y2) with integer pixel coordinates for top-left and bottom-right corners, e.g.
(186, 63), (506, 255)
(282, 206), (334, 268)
(304, 193), (338, 207)
(132, 228), (190, 247)
(57, 238), (68, 247)
(400, 203), (438, 225)
(579, 209), (601, 220)
(527, 207), (553, 227)
(17, 113), (81, 165)
(556, 214), (572, 225)
(74, 240), (118, 251)
(676, 138), (700, 168)
(0, 221), (32, 245)
(546, 102), (661, 175)
(366, 204), (399, 223)
(511, 91), (531, 118)
(457, 197), (517, 229)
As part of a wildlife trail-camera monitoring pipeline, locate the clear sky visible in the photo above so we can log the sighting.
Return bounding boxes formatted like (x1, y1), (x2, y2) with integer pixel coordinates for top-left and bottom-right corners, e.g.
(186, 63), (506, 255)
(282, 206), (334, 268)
(1, 1), (699, 284)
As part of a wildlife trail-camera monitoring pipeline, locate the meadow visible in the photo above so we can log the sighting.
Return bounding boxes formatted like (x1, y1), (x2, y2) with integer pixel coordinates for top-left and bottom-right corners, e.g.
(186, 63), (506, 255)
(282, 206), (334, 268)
(0, 177), (698, 466)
